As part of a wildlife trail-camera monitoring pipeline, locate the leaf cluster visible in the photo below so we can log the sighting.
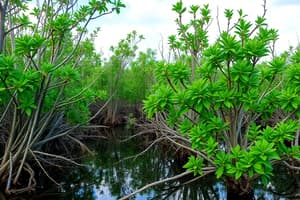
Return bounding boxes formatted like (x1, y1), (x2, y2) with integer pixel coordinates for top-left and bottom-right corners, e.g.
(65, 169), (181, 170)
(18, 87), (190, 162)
(144, 1), (300, 188)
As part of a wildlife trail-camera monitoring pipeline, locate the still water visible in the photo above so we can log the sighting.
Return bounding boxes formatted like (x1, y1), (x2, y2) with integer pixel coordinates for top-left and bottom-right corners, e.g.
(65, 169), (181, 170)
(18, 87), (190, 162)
(18, 128), (300, 199)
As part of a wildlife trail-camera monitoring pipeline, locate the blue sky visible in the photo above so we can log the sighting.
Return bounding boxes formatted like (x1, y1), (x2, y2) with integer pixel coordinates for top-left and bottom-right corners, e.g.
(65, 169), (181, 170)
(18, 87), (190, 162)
(93, 0), (300, 58)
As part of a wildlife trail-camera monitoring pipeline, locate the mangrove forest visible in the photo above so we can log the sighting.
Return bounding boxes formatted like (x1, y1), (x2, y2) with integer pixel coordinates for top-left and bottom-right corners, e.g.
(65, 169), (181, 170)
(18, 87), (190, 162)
(0, 0), (299, 199)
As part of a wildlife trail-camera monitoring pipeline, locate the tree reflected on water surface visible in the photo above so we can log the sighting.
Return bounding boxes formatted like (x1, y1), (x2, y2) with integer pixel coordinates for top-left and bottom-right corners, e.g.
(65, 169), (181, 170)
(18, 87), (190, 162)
(18, 128), (300, 200)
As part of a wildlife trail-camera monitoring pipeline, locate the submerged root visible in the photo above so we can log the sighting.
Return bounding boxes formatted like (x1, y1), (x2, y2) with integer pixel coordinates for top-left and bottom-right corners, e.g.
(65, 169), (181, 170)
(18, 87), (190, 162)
(0, 135), (85, 196)
(5, 162), (36, 195)
(119, 113), (217, 199)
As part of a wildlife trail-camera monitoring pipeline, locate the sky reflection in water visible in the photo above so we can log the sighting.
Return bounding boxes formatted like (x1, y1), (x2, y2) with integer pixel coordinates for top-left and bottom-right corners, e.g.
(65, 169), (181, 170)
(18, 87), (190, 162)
(56, 128), (300, 200)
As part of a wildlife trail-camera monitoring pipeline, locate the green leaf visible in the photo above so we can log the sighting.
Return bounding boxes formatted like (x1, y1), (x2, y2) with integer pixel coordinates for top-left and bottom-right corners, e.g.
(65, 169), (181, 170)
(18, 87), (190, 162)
(172, 1), (187, 14)
(227, 166), (236, 175)
(25, 108), (32, 116)
(15, 34), (46, 56)
(183, 156), (204, 176)
(216, 167), (224, 179)
(203, 100), (211, 109)
(235, 171), (243, 180)
(261, 175), (269, 187)
(268, 152), (280, 160)
(224, 9), (233, 19)
(259, 154), (267, 161)
(231, 145), (241, 158)
(253, 163), (264, 174)
(224, 101), (233, 108)
(248, 168), (254, 177)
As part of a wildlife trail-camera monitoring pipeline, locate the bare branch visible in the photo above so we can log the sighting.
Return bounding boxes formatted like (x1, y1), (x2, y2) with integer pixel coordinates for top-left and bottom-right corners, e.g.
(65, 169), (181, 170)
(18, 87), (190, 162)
(32, 150), (84, 167)
(249, 0), (267, 36)
(4, 23), (23, 35)
(283, 161), (300, 171)
(30, 150), (61, 186)
(119, 171), (193, 200)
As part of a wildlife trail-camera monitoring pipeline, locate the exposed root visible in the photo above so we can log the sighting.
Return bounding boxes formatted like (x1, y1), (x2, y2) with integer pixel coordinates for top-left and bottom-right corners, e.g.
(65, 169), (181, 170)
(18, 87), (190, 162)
(118, 113), (218, 200)
(5, 162), (36, 195)
(283, 160), (300, 171)
(30, 150), (61, 187)
(32, 150), (85, 167)
(119, 171), (193, 200)
(117, 137), (166, 164)
(67, 135), (95, 156)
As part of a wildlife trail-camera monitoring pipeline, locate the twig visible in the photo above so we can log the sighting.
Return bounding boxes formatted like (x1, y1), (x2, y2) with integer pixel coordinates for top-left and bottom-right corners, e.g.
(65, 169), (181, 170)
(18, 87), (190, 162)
(24, 162), (36, 189)
(6, 152), (13, 191)
(34, 155), (64, 168)
(283, 161), (300, 170)
(249, 0), (267, 36)
(30, 150), (60, 186)
(67, 135), (95, 156)
(32, 150), (84, 166)
(216, 7), (222, 35)
(117, 137), (166, 164)
(88, 94), (114, 122)
(80, 125), (109, 129)
(119, 171), (193, 200)
(182, 169), (215, 185)
(165, 135), (215, 166)
(120, 128), (157, 142)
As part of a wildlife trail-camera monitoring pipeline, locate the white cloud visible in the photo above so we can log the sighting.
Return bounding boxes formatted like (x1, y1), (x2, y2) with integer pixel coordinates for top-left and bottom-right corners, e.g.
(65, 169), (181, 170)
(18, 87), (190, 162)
(273, 0), (300, 6)
(93, 0), (300, 58)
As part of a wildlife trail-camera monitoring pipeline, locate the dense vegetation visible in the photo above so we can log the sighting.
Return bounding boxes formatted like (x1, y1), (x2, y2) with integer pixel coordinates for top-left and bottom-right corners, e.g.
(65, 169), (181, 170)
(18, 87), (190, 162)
(0, 0), (126, 194)
(98, 31), (155, 124)
(0, 0), (299, 199)
(0, 0), (156, 195)
(143, 0), (300, 198)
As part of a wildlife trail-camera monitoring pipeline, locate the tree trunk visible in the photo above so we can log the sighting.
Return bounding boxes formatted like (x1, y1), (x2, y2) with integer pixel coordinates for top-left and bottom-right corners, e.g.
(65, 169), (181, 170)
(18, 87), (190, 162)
(0, 0), (8, 53)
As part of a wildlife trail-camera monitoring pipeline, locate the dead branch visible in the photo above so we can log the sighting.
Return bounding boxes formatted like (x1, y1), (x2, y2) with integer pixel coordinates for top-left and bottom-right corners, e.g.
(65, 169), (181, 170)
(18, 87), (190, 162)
(117, 137), (167, 164)
(119, 171), (193, 200)
(32, 150), (85, 167)
(5, 162), (36, 195)
(283, 161), (300, 171)
(120, 128), (157, 142)
(67, 135), (95, 156)
(249, 0), (267, 36)
(6, 152), (13, 192)
(30, 150), (60, 186)
(182, 168), (216, 185)
(164, 135), (215, 166)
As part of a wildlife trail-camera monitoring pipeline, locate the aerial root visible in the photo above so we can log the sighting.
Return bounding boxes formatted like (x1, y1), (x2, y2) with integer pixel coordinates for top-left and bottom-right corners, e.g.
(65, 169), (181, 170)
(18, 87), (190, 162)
(5, 162), (36, 195)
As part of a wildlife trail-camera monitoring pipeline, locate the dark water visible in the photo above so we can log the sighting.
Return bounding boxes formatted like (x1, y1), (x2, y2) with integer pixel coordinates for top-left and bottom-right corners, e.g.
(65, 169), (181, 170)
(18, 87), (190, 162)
(15, 128), (300, 199)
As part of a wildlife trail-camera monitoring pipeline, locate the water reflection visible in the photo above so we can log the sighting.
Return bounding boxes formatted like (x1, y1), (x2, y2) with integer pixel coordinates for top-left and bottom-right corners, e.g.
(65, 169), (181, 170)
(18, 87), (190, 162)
(58, 128), (226, 200)
(20, 128), (300, 199)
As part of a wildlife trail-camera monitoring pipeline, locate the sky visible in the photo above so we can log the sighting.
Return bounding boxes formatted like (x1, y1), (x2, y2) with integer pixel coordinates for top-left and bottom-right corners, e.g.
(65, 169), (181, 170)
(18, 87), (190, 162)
(91, 0), (300, 58)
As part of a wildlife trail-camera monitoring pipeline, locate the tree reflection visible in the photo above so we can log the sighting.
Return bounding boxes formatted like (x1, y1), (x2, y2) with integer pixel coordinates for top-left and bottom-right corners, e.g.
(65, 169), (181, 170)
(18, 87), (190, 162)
(59, 128), (225, 200)
(29, 128), (300, 200)
(254, 165), (300, 199)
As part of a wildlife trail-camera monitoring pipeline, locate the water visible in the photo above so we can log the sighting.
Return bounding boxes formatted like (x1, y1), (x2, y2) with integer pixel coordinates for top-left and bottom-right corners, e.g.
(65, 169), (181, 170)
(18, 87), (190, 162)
(14, 128), (300, 199)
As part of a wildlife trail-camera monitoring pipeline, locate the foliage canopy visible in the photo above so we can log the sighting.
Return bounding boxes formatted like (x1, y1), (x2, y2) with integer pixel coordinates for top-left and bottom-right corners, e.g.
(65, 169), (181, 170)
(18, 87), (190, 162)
(144, 0), (300, 193)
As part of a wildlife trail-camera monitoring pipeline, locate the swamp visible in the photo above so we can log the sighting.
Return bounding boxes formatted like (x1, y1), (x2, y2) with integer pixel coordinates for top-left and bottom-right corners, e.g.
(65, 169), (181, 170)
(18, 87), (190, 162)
(8, 128), (300, 199)
(0, 0), (300, 199)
